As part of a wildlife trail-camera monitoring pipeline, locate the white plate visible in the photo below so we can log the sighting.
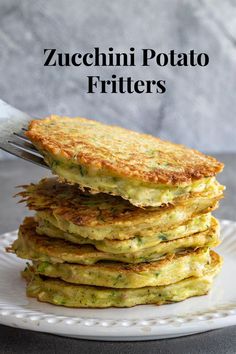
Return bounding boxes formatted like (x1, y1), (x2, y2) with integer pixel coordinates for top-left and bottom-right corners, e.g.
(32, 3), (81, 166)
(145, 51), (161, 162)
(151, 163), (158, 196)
(0, 219), (236, 341)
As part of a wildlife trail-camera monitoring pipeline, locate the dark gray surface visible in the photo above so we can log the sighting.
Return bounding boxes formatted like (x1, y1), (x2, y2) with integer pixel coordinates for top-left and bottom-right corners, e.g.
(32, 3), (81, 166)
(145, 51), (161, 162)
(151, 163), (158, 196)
(0, 154), (235, 353)
(0, 324), (236, 354)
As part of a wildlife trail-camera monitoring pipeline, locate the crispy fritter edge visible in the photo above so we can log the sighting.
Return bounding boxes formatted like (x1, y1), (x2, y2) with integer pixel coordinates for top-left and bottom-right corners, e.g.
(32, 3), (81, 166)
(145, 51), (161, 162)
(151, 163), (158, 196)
(26, 116), (224, 185)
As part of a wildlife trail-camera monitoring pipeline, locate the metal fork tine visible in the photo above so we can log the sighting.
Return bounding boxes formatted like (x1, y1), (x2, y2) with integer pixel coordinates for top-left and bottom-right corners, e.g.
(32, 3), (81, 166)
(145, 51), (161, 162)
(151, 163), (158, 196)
(13, 131), (30, 140)
(0, 143), (49, 168)
(0, 100), (48, 167)
(8, 139), (39, 153)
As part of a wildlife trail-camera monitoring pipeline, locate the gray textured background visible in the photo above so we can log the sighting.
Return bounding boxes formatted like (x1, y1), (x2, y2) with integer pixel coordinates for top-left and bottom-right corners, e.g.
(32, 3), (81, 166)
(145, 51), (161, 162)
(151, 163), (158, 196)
(0, 0), (235, 155)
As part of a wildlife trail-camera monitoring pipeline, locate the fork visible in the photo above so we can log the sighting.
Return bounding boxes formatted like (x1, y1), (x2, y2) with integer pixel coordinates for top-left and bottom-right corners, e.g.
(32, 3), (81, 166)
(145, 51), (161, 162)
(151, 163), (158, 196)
(0, 99), (48, 168)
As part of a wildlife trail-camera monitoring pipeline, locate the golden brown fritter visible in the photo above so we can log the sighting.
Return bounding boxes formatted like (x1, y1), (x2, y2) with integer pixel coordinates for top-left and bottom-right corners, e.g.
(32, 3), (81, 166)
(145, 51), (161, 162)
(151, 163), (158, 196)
(36, 213), (213, 254)
(17, 178), (223, 240)
(26, 116), (224, 206)
(32, 248), (210, 288)
(22, 251), (222, 308)
(26, 116), (223, 185)
(7, 217), (220, 265)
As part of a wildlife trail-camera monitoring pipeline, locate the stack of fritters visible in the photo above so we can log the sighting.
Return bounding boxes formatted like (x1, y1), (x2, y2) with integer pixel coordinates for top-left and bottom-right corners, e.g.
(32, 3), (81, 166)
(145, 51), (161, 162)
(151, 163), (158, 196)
(8, 116), (224, 308)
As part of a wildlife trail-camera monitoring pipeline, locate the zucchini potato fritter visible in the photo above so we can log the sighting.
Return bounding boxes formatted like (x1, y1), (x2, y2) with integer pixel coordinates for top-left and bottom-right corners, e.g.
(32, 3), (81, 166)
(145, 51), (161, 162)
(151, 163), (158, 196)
(22, 251), (222, 308)
(17, 178), (223, 241)
(26, 116), (224, 207)
(33, 248), (210, 288)
(36, 213), (213, 254)
(8, 217), (220, 265)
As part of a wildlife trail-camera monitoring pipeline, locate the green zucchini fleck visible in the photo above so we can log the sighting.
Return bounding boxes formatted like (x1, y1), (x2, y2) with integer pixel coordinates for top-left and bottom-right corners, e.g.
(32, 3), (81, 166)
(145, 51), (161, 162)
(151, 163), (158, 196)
(159, 234), (168, 241)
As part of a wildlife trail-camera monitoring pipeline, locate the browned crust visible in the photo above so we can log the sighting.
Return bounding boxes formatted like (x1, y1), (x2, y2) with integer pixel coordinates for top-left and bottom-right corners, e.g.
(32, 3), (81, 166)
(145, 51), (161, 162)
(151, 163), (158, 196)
(16, 178), (223, 228)
(11, 217), (218, 271)
(23, 251), (221, 279)
(26, 116), (224, 185)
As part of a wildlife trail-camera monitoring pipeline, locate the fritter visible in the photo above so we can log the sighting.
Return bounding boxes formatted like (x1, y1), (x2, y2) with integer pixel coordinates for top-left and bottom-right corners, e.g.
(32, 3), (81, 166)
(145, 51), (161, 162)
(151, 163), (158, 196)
(22, 251), (222, 308)
(8, 217), (220, 265)
(26, 116), (224, 207)
(36, 214), (212, 254)
(18, 178), (223, 241)
(32, 248), (210, 288)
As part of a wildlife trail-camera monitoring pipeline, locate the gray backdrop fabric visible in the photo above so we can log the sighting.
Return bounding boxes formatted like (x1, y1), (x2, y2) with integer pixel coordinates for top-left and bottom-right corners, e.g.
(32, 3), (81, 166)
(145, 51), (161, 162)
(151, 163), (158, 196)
(0, 0), (235, 156)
